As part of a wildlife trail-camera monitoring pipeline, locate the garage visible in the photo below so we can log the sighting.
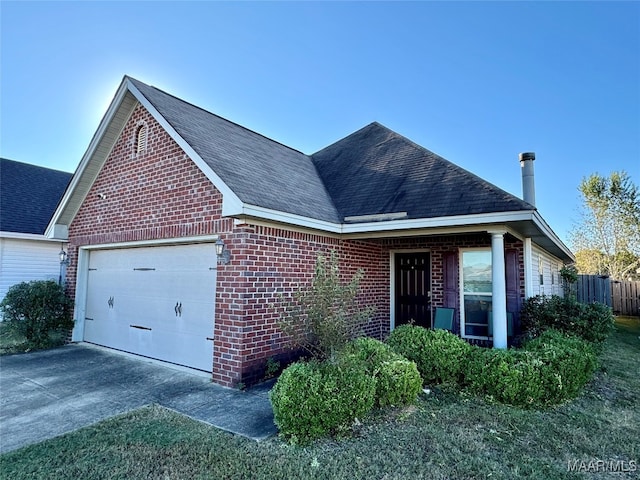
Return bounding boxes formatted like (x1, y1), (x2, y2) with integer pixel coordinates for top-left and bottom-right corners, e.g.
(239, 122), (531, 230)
(83, 243), (216, 371)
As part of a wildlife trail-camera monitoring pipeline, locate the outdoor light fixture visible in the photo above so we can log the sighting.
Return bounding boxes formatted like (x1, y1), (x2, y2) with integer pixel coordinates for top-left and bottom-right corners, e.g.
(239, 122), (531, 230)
(59, 248), (69, 266)
(58, 245), (70, 287)
(215, 238), (231, 265)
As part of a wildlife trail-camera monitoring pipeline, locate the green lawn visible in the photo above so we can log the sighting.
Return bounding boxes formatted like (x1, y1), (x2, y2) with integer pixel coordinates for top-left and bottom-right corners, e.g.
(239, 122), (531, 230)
(1, 318), (638, 480)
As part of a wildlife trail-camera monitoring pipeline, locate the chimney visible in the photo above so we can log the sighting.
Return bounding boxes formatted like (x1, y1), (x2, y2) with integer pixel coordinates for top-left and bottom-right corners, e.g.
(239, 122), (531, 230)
(519, 152), (536, 207)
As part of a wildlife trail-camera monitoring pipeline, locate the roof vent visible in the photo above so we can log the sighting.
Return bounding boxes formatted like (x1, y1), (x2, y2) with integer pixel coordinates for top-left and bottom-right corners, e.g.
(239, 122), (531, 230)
(136, 124), (147, 154)
(519, 152), (535, 207)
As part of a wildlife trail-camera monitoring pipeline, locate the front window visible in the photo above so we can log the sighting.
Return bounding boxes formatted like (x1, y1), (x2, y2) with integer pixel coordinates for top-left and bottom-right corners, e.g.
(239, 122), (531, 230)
(539, 256), (544, 285)
(461, 249), (492, 338)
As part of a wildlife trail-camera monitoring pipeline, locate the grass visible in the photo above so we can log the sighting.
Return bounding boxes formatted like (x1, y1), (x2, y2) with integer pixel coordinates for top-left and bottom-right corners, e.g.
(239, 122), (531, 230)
(0, 321), (67, 355)
(1, 318), (638, 480)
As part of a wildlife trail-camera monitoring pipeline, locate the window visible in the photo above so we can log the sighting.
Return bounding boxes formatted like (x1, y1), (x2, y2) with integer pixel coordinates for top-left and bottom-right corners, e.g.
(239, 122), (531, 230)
(461, 249), (492, 338)
(538, 256), (544, 286)
(135, 124), (147, 154)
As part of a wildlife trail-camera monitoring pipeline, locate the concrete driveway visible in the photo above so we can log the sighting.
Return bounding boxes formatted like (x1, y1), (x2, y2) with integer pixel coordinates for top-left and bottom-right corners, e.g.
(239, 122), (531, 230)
(0, 344), (277, 454)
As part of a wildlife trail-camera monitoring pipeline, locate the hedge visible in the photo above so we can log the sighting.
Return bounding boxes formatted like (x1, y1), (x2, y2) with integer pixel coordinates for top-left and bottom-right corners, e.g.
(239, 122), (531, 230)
(386, 325), (471, 385)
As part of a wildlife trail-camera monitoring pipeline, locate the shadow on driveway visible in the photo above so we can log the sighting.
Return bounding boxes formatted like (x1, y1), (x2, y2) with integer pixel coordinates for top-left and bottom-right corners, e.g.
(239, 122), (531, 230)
(0, 344), (277, 453)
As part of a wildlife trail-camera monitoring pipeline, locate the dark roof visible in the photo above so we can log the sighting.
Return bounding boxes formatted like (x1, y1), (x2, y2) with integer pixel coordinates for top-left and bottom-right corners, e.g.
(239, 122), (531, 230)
(128, 78), (341, 223)
(311, 122), (533, 221)
(0, 158), (72, 234)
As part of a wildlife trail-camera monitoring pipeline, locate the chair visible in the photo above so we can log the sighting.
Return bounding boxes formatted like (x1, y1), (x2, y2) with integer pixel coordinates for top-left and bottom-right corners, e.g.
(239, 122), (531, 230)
(433, 307), (454, 331)
(488, 312), (514, 338)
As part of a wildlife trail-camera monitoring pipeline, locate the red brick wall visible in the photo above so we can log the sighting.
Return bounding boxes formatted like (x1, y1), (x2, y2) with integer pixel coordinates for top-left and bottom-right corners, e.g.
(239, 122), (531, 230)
(67, 102), (526, 387)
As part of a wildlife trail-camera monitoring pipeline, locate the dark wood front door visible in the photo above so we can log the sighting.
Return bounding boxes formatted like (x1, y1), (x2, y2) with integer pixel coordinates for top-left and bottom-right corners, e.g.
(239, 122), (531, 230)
(395, 252), (431, 328)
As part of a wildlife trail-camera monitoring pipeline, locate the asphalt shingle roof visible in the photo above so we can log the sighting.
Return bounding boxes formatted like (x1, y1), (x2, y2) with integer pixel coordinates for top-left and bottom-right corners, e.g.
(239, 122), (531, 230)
(0, 158), (72, 234)
(128, 78), (533, 225)
(311, 122), (533, 221)
(129, 78), (341, 223)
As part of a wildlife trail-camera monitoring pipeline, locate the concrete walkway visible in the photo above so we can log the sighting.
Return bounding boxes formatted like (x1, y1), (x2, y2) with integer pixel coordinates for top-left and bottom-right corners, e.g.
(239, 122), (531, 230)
(0, 344), (277, 454)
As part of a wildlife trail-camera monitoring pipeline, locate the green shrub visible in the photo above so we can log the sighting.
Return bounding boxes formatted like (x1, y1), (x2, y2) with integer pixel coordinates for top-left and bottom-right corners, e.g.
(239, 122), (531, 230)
(387, 325), (471, 385)
(520, 295), (614, 349)
(465, 347), (546, 407)
(464, 329), (598, 407)
(0, 280), (74, 349)
(523, 329), (598, 401)
(342, 337), (422, 407)
(276, 250), (376, 362)
(269, 360), (376, 444)
(577, 302), (615, 347)
(520, 295), (567, 338)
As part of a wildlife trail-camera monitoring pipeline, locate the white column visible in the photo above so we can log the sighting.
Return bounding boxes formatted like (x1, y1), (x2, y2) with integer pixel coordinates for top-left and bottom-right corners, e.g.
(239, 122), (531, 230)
(489, 230), (507, 349)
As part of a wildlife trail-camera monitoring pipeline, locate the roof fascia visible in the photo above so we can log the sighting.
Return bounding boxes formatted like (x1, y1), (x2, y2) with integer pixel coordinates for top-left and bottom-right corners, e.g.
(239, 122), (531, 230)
(234, 204), (342, 233)
(531, 211), (575, 261)
(234, 207), (537, 236)
(237, 205), (574, 263)
(45, 78), (135, 239)
(1, 231), (64, 242)
(45, 78), (245, 240)
(340, 210), (535, 234)
(126, 80), (243, 216)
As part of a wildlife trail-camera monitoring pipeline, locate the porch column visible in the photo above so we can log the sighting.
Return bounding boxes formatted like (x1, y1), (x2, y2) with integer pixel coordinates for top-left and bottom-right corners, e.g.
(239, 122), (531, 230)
(489, 230), (508, 349)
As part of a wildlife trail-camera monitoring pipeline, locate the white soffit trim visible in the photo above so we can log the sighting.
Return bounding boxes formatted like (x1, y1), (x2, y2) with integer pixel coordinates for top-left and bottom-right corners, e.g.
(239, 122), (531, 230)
(237, 204), (342, 233)
(126, 80), (244, 216)
(45, 79), (137, 240)
(78, 234), (219, 251)
(531, 211), (574, 260)
(237, 206), (538, 239)
(341, 210), (535, 234)
(0, 231), (64, 242)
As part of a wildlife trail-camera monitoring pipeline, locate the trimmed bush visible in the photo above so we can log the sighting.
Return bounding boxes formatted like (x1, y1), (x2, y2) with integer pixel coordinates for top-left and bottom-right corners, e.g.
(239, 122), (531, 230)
(342, 337), (422, 407)
(520, 295), (614, 349)
(269, 360), (376, 444)
(464, 329), (598, 407)
(465, 347), (545, 407)
(0, 280), (74, 348)
(387, 325), (471, 385)
(523, 329), (598, 401)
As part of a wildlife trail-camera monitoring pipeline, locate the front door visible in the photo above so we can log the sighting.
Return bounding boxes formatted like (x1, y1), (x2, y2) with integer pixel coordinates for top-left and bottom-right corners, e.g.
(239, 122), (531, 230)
(394, 252), (431, 328)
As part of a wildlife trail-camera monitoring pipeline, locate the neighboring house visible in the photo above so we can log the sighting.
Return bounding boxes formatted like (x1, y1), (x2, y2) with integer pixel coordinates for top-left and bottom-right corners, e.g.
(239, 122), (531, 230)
(0, 158), (73, 309)
(46, 76), (573, 387)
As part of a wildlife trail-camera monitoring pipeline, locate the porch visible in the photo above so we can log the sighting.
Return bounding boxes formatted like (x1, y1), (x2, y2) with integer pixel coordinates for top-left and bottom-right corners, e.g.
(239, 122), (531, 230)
(352, 230), (525, 349)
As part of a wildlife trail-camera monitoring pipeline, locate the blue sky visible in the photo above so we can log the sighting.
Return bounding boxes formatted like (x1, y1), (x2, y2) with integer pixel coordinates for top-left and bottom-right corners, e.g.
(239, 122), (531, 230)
(1, 1), (638, 245)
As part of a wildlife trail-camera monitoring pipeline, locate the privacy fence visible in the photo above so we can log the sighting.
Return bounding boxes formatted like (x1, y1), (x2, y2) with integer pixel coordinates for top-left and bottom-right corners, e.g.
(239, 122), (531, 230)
(576, 275), (640, 317)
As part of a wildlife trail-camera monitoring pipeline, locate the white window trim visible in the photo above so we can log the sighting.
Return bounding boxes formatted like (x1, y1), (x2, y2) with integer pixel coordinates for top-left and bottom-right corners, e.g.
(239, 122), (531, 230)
(459, 247), (492, 340)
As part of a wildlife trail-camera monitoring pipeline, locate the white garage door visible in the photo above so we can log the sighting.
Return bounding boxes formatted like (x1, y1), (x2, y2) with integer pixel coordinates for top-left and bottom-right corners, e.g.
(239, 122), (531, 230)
(83, 243), (216, 371)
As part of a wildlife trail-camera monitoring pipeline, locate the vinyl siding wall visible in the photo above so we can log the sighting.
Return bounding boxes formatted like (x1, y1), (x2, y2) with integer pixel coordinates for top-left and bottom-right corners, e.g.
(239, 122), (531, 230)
(0, 237), (62, 315)
(530, 245), (564, 297)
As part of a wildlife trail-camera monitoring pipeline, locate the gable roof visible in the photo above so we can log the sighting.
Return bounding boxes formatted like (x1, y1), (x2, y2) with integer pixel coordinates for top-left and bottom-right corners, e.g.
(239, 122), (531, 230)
(127, 78), (341, 223)
(0, 158), (72, 235)
(312, 122), (533, 221)
(45, 76), (573, 261)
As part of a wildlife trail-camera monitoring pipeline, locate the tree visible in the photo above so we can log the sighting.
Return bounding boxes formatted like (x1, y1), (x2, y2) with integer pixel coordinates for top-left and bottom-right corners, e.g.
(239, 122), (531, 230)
(276, 250), (375, 362)
(570, 171), (640, 280)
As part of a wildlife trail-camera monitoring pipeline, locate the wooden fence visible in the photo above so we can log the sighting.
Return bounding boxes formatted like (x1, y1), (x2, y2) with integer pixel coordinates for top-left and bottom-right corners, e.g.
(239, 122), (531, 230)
(576, 275), (640, 316)
(611, 280), (640, 317)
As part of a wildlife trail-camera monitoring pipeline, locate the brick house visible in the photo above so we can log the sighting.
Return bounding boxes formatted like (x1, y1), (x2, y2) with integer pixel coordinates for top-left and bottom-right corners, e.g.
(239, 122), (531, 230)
(46, 76), (573, 387)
